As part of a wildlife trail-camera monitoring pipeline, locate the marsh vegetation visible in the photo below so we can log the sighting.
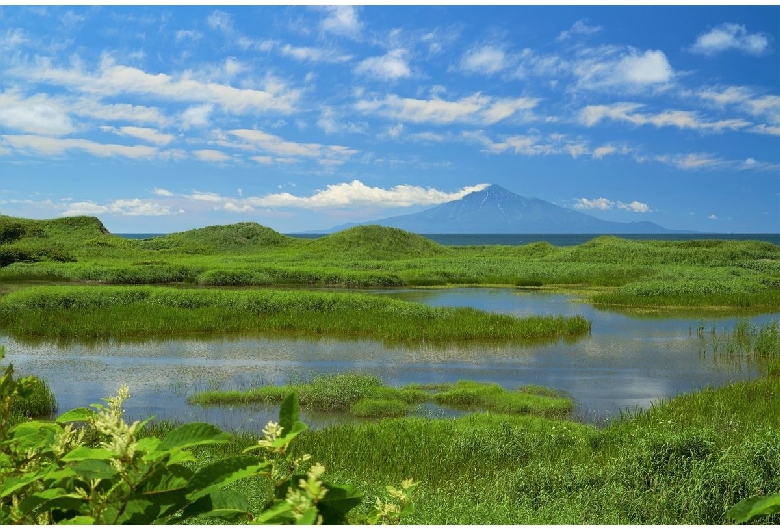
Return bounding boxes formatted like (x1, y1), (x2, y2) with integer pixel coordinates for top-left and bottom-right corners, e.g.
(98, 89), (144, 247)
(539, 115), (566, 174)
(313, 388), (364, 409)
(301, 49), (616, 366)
(1, 214), (779, 524)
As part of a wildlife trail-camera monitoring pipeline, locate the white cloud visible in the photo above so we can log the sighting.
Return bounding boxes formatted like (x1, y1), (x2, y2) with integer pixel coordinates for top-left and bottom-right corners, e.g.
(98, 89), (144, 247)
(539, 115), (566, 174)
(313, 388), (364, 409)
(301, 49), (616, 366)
(460, 45), (507, 75)
(244, 180), (489, 209)
(574, 197), (650, 212)
(207, 10), (233, 33)
(187, 191), (224, 202)
(13, 56), (301, 115)
(279, 44), (351, 63)
(229, 128), (358, 161)
(354, 49), (411, 81)
(387, 123), (403, 138)
(180, 104), (213, 130)
(592, 145), (616, 159)
(739, 157), (780, 171)
(558, 20), (602, 41)
(3, 134), (158, 158)
(153, 188), (173, 196)
(614, 50), (673, 84)
(698, 85), (754, 106)
(656, 153), (726, 170)
(320, 6), (362, 39)
(1, 28), (27, 51)
(690, 23), (770, 56)
(708, 214), (718, 220)
(618, 200), (650, 213)
(101, 126), (174, 146)
(355, 93), (539, 125)
(464, 130), (588, 158)
(174, 29), (202, 43)
(574, 197), (613, 210)
(61, 198), (174, 217)
(316, 106), (367, 135)
(0, 99), (75, 136)
(193, 149), (231, 162)
(579, 102), (751, 133)
(574, 48), (674, 90)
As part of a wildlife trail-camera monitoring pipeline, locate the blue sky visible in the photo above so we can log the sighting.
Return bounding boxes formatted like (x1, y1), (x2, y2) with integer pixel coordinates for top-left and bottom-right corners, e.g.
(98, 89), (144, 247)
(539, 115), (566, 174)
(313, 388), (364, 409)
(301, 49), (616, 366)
(1, 5), (778, 234)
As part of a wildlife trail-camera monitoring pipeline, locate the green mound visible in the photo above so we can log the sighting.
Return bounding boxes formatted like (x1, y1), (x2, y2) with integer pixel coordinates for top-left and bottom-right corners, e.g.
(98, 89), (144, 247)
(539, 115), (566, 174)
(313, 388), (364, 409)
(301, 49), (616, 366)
(310, 225), (449, 260)
(0, 215), (135, 265)
(138, 222), (291, 254)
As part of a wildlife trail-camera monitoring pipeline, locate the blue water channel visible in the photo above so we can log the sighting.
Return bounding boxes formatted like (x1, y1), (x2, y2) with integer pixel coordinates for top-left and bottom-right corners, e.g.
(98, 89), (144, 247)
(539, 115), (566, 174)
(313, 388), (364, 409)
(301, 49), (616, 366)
(2, 288), (778, 431)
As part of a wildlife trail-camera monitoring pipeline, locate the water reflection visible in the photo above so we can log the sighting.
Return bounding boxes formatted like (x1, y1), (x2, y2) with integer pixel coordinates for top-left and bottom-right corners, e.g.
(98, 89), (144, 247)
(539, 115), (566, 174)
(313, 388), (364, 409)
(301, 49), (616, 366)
(1, 288), (777, 432)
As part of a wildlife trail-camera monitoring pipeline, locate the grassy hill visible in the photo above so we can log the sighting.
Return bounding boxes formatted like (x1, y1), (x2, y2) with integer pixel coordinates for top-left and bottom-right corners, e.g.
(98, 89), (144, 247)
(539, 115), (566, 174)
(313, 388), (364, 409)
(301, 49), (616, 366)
(307, 225), (450, 260)
(137, 222), (292, 254)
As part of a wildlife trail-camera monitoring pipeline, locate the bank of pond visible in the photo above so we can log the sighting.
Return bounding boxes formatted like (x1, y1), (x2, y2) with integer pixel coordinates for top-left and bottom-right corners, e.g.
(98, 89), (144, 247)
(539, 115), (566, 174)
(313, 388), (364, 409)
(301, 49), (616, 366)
(6, 364), (780, 524)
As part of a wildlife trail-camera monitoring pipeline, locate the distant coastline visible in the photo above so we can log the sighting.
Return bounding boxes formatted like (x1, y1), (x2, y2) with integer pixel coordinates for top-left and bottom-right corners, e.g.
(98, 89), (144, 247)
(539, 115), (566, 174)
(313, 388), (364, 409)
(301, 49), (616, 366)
(117, 233), (780, 247)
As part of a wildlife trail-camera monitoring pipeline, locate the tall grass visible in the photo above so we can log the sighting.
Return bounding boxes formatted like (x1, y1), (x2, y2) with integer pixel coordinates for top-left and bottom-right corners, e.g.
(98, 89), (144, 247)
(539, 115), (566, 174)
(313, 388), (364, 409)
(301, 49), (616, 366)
(0, 285), (591, 343)
(189, 374), (573, 419)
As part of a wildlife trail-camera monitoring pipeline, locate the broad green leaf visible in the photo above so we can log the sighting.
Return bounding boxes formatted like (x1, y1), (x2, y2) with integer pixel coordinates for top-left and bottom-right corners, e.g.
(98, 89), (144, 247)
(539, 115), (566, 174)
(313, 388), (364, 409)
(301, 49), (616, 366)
(728, 494), (780, 523)
(271, 420), (308, 448)
(2, 472), (46, 497)
(61, 446), (114, 462)
(134, 436), (161, 454)
(251, 501), (296, 525)
(18, 488), (82, 514)
(177, 490), (252, 522)
(279, 390), (299, 435)
(113, 498), (158, 525)
(318, 483), (363, 524)
(71, 459), (117, 481)
(56, 408), (95, 423)
(186, 455), (266, 501)
(159, 422), (231, 451)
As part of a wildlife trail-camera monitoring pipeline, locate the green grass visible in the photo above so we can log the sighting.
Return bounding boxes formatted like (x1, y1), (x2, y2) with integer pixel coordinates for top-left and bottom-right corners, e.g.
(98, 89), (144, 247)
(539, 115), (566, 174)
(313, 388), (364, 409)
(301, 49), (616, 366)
(5, 371), (57, 424)
(0, 285), (591, 343)
(189, 374), (574, 420)
(173, 373), (780, 524)
(2, 215), (779, 310)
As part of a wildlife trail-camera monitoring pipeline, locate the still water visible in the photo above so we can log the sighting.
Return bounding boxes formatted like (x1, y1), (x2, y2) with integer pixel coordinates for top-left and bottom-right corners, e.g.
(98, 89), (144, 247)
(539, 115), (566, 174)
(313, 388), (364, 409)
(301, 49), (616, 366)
(2, 288), (778, 431)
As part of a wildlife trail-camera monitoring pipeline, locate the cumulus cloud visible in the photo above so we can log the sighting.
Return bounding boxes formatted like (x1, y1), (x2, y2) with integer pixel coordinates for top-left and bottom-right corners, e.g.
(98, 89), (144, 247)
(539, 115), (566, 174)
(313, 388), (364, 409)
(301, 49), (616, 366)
(574, 197), (613, 210)
(355, 93), (538, 125)
(243, 181), (489, 209)
(320, 6), (362, 39)
(573, 48), (674, 90)
(353, 49), (411, 80)
(180, 104), (213, 130)
(690, 23), (770, 56)
(460, 45), (507, 75)
(463, 130), (587, 159)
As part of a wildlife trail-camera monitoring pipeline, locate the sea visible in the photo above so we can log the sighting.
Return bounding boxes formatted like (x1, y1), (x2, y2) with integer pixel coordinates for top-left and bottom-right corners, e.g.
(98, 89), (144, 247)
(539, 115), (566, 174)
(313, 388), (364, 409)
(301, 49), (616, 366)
(117, 233), (780, 247)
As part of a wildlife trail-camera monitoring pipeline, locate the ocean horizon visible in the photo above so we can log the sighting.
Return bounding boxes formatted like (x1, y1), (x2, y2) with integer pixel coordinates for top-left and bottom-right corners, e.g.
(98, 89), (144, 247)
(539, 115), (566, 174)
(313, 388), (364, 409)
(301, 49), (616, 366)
(117, 233), (780, 247)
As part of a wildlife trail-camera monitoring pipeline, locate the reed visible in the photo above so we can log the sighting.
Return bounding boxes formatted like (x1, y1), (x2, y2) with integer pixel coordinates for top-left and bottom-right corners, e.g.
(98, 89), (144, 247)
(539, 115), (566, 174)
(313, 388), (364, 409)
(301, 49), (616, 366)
(0, 286), (591, 343)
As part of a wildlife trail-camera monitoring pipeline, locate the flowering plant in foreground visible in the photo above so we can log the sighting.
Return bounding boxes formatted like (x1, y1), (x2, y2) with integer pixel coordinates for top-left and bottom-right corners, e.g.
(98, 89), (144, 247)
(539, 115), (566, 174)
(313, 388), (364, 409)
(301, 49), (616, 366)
(0, 346), (414, 524)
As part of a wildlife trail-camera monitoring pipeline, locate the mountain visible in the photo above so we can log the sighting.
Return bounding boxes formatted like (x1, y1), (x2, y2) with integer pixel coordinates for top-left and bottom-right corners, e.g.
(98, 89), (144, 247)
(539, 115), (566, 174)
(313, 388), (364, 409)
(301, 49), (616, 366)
(322, 185), (687, 234)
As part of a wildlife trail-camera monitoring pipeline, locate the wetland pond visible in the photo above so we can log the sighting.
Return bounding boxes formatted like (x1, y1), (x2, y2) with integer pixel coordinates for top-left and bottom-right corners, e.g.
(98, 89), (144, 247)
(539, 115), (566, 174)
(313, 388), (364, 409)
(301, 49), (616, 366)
(2, 288), (778, 432)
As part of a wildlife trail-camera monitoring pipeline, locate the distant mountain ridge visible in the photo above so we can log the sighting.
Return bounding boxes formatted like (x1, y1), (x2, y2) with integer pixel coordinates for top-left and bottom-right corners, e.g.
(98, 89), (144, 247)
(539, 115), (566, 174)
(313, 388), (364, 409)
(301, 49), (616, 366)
(321, 185), (689, 234)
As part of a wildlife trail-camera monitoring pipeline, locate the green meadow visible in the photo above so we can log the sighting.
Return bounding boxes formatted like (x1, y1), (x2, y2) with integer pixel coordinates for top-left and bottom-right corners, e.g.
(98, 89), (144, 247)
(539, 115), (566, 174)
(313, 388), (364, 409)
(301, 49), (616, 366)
(1, 214), (780, 524)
